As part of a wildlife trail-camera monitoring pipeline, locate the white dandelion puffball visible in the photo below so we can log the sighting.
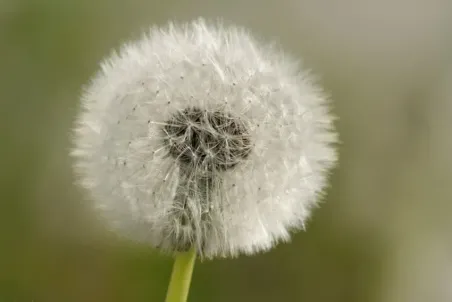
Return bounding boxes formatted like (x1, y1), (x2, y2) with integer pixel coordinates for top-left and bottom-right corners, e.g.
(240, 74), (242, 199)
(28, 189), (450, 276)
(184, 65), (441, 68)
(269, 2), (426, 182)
(71, 18), (337, 258)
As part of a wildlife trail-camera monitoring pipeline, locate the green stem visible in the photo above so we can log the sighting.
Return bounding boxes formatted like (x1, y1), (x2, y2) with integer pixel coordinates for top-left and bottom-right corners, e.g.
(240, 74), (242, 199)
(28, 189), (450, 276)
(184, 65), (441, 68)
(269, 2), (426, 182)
(165, 247), (197, 302)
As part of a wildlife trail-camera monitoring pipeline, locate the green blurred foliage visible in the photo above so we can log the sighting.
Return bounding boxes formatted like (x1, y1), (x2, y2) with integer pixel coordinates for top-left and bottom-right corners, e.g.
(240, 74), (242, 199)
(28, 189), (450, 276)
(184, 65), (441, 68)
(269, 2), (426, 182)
(1, 1), (452, 301)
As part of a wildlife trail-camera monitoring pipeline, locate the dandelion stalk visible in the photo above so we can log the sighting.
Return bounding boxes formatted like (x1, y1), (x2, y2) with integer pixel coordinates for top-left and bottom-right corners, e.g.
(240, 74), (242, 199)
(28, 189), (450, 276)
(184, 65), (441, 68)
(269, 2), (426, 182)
(165, 247), (196, 302)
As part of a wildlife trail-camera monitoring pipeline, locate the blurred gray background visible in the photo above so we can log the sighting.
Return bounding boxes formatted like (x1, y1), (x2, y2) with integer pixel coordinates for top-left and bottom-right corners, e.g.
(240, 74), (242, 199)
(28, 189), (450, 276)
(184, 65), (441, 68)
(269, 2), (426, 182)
(1, 0), (452, 301)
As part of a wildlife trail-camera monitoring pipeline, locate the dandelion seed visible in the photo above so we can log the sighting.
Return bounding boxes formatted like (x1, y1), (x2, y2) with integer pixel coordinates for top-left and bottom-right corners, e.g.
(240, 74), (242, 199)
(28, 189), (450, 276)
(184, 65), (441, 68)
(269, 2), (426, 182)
(71, 18), (337, 259)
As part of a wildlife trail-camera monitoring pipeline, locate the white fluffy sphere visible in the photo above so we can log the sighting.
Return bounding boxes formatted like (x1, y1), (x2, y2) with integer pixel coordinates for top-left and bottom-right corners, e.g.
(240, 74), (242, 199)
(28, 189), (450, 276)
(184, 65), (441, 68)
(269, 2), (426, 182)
(71, 18), (337, 258)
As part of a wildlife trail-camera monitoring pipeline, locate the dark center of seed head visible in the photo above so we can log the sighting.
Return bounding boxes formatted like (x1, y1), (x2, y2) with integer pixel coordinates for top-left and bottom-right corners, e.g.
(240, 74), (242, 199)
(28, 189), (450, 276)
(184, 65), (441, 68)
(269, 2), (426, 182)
(163, 107), (252, 173)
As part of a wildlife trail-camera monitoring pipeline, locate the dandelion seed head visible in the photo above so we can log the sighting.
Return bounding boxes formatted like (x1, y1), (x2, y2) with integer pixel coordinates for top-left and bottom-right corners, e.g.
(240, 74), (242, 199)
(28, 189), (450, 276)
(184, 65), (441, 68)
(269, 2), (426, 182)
(71, 18), (337, 258)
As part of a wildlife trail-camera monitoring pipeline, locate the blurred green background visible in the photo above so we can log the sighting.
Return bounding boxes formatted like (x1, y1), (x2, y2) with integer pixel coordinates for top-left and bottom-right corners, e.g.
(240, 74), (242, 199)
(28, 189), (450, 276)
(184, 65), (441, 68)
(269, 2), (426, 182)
(1, 1), (452, 301)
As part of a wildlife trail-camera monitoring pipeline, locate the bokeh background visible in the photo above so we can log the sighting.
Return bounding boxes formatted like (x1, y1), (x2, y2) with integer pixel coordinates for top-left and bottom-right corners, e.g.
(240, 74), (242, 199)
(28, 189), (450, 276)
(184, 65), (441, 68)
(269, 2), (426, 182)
(2, 1), (452, 301)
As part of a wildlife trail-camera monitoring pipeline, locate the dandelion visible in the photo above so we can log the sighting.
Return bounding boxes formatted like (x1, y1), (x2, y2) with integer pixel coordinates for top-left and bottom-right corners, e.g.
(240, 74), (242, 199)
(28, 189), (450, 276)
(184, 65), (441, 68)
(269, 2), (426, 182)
(71, 18), (337, 301)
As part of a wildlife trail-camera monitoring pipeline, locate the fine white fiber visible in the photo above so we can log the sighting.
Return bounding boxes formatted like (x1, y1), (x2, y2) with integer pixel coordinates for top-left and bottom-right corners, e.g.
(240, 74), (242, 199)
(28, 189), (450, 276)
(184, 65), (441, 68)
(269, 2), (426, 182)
(71, 18), (337, 259)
